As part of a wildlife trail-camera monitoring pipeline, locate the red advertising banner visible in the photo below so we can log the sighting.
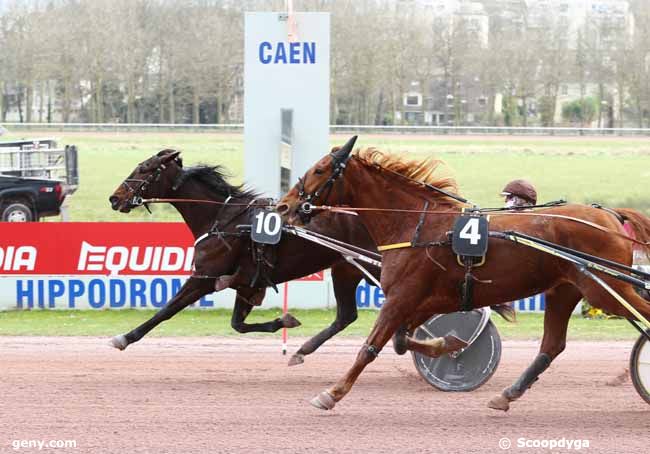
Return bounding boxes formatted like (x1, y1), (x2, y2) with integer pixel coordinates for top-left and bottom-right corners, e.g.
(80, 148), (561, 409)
(0, 222), (324, 281)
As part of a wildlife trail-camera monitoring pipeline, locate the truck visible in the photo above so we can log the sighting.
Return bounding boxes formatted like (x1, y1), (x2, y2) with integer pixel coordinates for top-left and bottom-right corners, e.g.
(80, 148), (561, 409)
(0, 138), (79, 221)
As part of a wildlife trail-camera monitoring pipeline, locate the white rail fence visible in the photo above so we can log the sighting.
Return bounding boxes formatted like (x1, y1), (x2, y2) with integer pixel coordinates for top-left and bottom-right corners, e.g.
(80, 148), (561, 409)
(3, 122), (650, 136)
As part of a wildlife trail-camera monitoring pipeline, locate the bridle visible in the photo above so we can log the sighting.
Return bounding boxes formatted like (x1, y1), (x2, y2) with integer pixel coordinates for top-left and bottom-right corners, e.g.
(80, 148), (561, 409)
(121, 159), (175, 211)
(297, 152), (349, 219)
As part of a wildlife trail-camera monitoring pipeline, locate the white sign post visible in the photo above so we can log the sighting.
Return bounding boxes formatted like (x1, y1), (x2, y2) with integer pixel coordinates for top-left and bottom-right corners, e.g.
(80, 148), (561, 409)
(244, 11), (330, 198)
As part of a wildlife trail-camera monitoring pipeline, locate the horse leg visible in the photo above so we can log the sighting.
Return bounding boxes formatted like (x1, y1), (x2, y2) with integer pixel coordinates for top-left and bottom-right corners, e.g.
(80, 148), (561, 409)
(230, 288), (301, 333)
(392, 311), (468, 357)
(110, 277), (215, 350)
(310, 302), (403, 410)
(289, 263), (361, 366)
(310, 297), (451, 411)
(488, 283), (581, 411)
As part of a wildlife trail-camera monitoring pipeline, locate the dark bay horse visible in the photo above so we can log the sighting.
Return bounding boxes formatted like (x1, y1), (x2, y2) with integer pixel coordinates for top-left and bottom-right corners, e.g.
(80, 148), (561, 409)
(277, 137), (650, 411)
(108, 149), (380, 365)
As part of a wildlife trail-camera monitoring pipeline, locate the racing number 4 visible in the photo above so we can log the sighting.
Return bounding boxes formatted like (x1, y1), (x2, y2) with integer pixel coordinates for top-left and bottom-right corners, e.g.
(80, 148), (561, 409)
(459, 218), (481, 245)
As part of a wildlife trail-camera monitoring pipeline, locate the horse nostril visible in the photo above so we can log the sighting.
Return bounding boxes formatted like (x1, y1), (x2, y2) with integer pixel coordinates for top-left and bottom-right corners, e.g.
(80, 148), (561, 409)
(276, 203), (290, 215)
(109, 196), (120, 209)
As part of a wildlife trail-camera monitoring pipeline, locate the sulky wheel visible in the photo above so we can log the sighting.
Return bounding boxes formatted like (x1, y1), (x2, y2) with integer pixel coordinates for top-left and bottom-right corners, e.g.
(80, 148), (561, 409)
(411, 310), (502, 392)
(629, 332), (650, 405)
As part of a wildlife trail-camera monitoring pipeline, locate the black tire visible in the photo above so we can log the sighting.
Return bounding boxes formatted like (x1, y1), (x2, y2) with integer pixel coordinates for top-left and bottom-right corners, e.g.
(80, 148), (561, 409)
(1, 203), (33, 222)
(629, 332), (650, 405)
(411, 313), (502, 392)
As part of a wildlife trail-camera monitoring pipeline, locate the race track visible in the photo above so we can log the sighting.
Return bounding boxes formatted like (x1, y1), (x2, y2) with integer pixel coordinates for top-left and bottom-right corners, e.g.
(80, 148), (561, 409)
(1, 336), (648, 453)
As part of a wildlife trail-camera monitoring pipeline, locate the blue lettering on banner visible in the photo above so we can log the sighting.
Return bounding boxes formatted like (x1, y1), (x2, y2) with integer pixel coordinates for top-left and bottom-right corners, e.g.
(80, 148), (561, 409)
(355, 280), (384, 309)
(110, 280), (126, 308)
(48, 280), (65, 308)
(13, 277), (215, 310)
(130, 279), (147, 308)
(199, 295), (214, 307)
(37, 280), (45, 308)
(88, 279), (105, 309)
(356, 280), (547, 313)
(515, 293), (546, 312)
(16, 280), (33, 309)
(150, 278), (167, 308)
(69, 280), (84, 308)
(258, 42), (316, 64)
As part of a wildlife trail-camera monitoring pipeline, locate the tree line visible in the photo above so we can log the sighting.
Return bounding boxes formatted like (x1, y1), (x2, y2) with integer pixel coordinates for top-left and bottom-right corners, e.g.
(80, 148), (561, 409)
(1, 0), (649, 127)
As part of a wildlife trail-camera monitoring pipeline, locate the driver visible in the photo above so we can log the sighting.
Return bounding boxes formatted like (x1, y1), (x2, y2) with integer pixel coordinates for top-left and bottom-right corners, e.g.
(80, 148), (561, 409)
(501, 179), (537, 208)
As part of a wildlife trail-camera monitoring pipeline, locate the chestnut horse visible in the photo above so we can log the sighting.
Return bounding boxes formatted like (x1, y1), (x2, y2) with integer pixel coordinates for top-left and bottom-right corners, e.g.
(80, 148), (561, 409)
(277, 136), (650, 411)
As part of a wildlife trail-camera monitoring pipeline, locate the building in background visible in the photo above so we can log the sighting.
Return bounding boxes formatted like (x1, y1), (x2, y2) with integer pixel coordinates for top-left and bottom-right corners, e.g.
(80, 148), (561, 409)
(395, 0), (635, 126)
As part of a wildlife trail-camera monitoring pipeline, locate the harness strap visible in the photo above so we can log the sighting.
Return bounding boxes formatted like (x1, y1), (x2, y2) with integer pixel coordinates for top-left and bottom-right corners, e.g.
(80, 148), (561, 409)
(310, 205), (650, 247)
(591, 203), (625, 224)
(411, 201), (429, 245)
(377, 242), (412, 252)
(139, 197), (273, 207)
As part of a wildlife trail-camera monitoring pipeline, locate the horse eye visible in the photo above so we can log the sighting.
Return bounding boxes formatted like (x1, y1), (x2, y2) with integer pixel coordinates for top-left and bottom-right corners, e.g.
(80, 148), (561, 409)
(314, 169), (324, 175)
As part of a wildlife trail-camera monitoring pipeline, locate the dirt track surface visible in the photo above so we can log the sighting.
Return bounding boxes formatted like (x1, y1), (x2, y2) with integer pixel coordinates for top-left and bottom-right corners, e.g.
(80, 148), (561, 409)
(1, 337), (648, 454)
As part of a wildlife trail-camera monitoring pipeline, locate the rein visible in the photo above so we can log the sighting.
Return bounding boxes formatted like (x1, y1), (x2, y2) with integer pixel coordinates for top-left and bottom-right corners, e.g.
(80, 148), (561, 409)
(135, 197), (275, 207)
(305, 204), (650, 247)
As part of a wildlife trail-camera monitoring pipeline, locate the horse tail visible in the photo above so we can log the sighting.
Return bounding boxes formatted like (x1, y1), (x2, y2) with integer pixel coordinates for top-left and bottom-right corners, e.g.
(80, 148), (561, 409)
(491, 303), (516, 323)
(611, 208), (650, 259)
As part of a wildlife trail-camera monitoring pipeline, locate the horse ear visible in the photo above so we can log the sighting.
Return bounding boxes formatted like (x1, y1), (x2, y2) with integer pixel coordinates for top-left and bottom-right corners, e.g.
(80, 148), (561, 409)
(161, 150), (181, 164)
(332, 136), (358, 161)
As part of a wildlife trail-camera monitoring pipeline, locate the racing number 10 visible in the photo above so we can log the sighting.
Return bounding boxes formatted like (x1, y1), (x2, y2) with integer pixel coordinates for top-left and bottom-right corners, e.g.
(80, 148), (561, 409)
(254, 210), (282, 236)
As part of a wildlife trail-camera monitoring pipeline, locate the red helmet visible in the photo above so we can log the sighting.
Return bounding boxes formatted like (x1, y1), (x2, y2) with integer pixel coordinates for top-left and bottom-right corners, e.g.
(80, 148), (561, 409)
(501, 179), (537, 205)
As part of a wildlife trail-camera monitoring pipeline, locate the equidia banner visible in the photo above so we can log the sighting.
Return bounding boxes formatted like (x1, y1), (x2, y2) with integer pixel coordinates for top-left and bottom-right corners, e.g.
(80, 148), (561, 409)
(0, 223), (548, 312)
(0, 223), (328, 311)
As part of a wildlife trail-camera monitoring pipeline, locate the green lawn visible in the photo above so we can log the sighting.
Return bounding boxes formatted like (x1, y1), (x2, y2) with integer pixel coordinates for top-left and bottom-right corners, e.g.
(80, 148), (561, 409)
(0, 309), (640, 341)
(2, 130), (649, 221)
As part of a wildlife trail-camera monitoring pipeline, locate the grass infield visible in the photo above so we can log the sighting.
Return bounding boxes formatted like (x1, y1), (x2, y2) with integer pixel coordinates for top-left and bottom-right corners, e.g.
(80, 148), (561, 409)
(2, 130), (648, 221)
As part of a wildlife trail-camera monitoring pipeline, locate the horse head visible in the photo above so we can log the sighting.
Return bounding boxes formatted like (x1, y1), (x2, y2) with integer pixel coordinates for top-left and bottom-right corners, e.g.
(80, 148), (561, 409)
(109, 149), (182, 213)
(277, 135), (357, 224)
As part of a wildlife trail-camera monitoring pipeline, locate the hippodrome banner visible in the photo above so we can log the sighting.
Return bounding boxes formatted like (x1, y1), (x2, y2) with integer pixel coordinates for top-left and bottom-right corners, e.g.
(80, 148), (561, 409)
(0, 223), (546, 312)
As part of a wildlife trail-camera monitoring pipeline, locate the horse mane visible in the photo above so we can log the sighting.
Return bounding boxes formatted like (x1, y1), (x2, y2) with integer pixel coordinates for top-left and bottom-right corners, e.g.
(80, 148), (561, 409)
(352, 148), (461, 205)
(176, 165), (260, 199)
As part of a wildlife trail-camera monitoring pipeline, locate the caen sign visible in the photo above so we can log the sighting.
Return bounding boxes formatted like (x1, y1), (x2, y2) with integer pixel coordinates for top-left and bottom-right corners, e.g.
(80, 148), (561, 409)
(258, 41), (316, 64)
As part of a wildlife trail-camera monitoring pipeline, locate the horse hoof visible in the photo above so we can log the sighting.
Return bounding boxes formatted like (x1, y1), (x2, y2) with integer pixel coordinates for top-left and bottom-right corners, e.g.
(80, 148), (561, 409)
(605, 368), (629, 386)
(443, 334), (469, 352)
(281, 313), (302, 328)
(487, 394), (510, 412)
(288, 353), (305, 366)
(309, 391), (336, 410)
(109, 335), (128, 351)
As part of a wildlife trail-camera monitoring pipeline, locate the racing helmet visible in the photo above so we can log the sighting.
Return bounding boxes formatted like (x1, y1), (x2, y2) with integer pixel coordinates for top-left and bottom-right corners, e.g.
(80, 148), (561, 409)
(501, 179), (537, 206)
